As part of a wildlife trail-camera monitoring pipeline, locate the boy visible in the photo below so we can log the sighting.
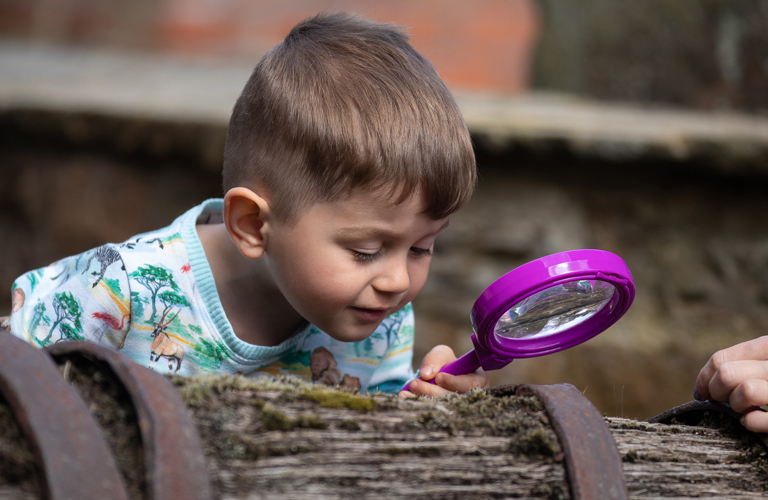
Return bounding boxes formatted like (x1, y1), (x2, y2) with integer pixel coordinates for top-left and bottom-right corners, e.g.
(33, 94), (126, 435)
(3, 13), (488, 397)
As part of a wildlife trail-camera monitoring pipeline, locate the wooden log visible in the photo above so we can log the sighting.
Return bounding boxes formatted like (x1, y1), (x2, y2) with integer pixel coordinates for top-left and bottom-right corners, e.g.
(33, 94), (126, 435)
(1, 353), (767, 499)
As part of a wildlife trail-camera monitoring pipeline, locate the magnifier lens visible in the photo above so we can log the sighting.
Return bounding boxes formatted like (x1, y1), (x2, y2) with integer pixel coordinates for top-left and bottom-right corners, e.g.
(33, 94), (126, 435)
(494, 279), (616, 340)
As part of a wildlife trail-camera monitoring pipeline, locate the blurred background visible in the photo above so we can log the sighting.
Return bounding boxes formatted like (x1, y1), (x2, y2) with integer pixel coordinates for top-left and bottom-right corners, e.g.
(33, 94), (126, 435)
(2, 0), (768, 419)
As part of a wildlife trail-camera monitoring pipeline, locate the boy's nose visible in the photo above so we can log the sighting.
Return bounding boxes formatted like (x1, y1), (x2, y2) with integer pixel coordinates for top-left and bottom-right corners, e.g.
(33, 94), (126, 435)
(374, 257), (410, 295)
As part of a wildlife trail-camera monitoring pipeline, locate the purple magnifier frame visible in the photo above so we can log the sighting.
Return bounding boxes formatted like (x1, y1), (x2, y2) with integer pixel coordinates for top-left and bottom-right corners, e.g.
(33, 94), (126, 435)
(403, 249), (635, 392)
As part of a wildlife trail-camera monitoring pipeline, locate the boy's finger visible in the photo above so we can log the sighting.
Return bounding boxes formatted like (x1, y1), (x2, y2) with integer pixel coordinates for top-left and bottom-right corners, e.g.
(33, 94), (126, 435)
(407, 377), (453, 397)
(419, 345), (457, 381)
(709, 360), (768, 402)
(398, 390), (415, 398)
(434, 372), (489, 393)
(728, 378), (768, 413)
(741, 408), (768, 433)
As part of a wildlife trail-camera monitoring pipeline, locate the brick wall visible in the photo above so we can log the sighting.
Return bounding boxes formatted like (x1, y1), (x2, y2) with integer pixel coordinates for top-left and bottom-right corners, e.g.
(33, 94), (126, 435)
(0, 0), (540, 94)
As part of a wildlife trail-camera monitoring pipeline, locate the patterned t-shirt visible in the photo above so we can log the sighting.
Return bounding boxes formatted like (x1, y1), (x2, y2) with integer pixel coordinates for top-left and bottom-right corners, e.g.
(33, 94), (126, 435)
(5, 199), (415, 394)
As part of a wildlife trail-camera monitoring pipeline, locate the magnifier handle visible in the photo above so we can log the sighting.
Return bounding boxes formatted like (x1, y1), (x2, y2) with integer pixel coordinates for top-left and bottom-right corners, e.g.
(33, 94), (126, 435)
(401, 349), (482, 392)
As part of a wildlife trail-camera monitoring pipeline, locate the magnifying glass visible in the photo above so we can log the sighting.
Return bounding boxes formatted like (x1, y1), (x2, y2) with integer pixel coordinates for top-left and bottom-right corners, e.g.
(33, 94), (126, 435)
(403, 249), (635, 392)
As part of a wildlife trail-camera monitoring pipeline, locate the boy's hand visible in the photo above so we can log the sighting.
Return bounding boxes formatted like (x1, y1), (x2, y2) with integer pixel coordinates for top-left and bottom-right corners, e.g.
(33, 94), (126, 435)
(694, 336), (768, 433)
(398, 345), (490, 398)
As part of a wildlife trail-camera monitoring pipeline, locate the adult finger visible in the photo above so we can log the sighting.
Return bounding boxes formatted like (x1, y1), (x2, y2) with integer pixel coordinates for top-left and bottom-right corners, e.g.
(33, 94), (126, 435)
(708, 360), (768, 402)
(695, 336), (768, 401)
(728, 378), (768, 414)
(740, 408), (768, 433)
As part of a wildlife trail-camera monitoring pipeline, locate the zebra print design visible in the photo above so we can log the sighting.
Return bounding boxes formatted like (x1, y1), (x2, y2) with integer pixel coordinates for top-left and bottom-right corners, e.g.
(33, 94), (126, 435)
(82, 245), (126, 288)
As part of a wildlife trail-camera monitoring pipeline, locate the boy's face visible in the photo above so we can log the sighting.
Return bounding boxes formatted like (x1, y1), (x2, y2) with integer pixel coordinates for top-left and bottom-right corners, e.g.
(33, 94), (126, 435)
(263, 187), (449, 343)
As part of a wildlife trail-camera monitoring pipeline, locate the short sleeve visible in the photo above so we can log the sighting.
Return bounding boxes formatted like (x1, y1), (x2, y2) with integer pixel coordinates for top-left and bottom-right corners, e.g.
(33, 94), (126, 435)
(9, 245), (132, 350)
(366, 303), (416, 394)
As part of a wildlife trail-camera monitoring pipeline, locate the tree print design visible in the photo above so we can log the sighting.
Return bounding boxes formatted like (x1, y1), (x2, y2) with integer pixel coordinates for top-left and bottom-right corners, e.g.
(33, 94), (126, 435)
(158, 290), (191, 319)
(196, 337), (229, 369)
(130, 265), (178, 323)
(29, 302), (50, 332)
(57, 323), (84, 343)
(42, 292), (83, 345)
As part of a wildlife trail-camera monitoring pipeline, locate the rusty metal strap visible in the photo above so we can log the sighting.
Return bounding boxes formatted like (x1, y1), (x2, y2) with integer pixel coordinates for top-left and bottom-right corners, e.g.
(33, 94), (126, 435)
(0, 331), (130, 500)
(490, 383), (628, 500)
(46, 341), (212, 500)
(646, 399), (768, 448)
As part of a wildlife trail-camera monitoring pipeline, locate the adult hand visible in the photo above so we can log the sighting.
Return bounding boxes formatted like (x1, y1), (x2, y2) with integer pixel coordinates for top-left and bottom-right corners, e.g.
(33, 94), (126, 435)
(398, 344), (490, 398)
(694, 336), (768, 432)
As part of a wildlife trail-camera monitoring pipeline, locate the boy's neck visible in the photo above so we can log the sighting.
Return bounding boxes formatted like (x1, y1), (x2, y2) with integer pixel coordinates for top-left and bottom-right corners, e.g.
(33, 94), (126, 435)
(196, 223), (306, 347)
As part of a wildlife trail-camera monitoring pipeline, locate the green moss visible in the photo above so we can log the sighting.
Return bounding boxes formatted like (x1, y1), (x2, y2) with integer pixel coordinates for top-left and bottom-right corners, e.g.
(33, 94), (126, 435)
(336, 419), (361, 431)
(175, 373), (377, 413)
(407, 391), (562, 458)
(616, 421), (653, 431)
(509, 427), (559, 457)
(661, 426), (682, 433)
(259, 403), (296, 431)
(173, 375), (215, 407)
(300, 388), (375, 412)
(414, 410), (455, 434)
(623, 449), (638, 462)
(292, 414), (327, 430)
(258, 402), (327, 431)
(530, 481), (567, 500)
(217, 434), (264, 460)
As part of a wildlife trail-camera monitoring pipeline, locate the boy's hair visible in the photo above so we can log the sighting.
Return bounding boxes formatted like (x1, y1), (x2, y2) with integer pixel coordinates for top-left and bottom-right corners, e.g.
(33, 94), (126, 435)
(223, 12), (476, 224)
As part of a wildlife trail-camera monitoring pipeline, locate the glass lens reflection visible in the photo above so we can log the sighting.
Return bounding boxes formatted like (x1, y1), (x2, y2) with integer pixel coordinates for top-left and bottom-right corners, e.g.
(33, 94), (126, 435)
(494, 280), (615, 340)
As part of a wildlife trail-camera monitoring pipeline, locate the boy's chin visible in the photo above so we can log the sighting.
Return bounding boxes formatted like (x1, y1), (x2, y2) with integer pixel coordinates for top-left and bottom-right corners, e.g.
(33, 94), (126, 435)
(325, 322), (381, 343)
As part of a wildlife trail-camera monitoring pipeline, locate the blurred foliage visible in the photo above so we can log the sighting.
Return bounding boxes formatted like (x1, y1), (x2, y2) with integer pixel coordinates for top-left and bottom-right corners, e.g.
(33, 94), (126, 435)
(534, 0), (768, 111)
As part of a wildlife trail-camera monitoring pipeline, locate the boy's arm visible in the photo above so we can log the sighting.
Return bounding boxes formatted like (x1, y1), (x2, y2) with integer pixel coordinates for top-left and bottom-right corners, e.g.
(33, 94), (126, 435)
(398, 345), (490, 398)
(8, 246), (132, 350)
(694, 335), (768, 432)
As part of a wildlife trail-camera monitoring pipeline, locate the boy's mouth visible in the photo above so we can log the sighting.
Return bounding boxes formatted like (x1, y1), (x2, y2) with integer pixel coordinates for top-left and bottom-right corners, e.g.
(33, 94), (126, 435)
(350, 306), (390, 322)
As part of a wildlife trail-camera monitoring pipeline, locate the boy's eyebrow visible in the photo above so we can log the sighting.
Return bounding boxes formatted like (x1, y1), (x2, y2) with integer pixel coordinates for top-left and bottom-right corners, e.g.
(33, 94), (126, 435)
(337, 220), (450, 239)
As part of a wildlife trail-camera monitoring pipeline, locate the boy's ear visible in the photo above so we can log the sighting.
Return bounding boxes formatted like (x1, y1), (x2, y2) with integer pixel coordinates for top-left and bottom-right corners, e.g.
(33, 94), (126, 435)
(223, 187), (272, 260)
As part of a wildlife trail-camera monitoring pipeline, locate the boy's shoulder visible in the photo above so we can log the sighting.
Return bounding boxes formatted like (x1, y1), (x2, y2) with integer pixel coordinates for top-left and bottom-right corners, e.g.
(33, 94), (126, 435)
(7, 200), (222, 354)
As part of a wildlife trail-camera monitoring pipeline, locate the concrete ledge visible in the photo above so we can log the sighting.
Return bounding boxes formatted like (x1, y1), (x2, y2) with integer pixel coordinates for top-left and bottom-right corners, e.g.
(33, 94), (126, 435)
(3, 40), (768, 173)
(459, 93), (768, 172)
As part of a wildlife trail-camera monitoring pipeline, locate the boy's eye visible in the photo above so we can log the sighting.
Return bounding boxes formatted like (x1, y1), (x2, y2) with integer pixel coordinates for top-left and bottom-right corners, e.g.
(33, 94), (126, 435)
(410, 246), (433, 257)
(352, 250), (380, 262)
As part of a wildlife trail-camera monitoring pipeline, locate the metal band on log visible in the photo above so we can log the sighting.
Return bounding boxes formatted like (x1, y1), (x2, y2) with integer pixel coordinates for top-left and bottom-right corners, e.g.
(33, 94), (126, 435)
(491, 383), (628, 500)
(0, 331), (130, 500)
(45, 341), (212, 500)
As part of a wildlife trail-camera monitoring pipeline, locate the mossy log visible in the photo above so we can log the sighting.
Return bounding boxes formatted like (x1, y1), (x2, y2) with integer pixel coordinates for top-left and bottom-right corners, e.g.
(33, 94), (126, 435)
(1, 355), (767, 500)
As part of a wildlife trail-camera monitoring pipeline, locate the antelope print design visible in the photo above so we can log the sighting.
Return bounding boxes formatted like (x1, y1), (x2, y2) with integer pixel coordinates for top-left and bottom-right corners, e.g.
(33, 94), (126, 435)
(82, 245), (126, 288)
(149, 309), (185, 373)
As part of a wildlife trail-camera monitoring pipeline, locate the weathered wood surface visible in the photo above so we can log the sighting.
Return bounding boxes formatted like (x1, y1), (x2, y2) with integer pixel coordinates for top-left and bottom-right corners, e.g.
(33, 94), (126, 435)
(179, 376), (568, 500)
(608, 418), (767, 499)
(1, 360), (767, 500)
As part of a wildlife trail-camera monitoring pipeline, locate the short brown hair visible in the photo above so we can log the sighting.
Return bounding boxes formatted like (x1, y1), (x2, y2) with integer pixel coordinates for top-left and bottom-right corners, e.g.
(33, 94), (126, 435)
(223, 12), (476, 224)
